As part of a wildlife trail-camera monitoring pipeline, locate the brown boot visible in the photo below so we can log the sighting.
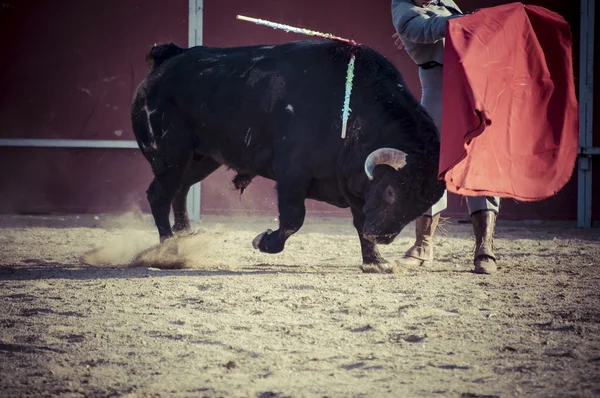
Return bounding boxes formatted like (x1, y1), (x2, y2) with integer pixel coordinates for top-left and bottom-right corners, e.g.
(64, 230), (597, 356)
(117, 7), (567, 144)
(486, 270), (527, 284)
(398, 214), (440, 266)
(471, 210), (498, 274)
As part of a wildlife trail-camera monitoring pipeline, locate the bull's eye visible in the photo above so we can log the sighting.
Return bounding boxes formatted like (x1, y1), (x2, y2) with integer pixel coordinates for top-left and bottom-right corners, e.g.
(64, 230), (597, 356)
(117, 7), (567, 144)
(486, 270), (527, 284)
(383, 185), (396, 204)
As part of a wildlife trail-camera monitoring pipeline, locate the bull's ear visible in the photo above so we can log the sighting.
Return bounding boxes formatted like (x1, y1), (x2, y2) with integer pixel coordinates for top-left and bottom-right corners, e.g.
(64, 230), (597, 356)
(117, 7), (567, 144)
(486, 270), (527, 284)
(364, 148), (408, 180)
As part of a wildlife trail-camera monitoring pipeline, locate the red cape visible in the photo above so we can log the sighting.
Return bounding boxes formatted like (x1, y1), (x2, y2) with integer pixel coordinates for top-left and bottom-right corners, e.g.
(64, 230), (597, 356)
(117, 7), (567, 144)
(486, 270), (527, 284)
(439, 2), (579, 201)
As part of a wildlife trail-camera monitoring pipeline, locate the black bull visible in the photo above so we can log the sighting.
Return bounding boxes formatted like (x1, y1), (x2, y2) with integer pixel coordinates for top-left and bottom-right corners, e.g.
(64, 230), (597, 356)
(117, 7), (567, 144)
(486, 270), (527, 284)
(130, 39), (445, 271)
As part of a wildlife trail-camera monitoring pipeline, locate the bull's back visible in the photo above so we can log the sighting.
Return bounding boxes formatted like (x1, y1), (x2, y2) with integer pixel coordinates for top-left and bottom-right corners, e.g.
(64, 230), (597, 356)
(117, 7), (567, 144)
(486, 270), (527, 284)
(140, 41), (346, 168)
(138, 39), (424, 178)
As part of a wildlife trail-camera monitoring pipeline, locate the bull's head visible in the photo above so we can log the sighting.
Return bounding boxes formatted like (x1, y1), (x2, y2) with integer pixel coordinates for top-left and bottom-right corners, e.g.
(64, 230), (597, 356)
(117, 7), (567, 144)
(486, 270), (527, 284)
(362, 147), (427, 244)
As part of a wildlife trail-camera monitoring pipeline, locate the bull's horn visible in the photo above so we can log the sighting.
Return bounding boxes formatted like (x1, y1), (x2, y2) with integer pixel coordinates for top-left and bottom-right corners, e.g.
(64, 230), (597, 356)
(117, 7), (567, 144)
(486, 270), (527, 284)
(364, 148), (408, 180)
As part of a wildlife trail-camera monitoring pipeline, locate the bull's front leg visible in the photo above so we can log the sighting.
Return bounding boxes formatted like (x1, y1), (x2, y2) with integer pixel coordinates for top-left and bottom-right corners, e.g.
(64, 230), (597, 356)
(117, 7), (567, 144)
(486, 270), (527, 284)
(252, 179), (307, 254)
(351, 207), (393, 273)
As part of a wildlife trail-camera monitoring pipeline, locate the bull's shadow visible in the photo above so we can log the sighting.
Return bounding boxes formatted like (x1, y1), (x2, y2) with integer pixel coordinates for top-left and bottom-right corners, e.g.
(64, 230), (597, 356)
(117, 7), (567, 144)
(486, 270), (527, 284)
(0, 266), (311, 282)
(0, 260), (476, 282)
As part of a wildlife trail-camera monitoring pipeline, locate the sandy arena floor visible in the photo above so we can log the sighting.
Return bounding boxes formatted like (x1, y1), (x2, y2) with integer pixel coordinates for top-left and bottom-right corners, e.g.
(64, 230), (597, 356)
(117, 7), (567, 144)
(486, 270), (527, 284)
(0, 212), (599, 397)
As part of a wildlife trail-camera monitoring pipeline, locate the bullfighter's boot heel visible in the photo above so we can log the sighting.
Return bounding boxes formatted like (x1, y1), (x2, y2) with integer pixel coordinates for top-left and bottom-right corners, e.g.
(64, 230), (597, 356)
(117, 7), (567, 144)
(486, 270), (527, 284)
(397, 214), (440, 266)
(471, 210), (498, 274)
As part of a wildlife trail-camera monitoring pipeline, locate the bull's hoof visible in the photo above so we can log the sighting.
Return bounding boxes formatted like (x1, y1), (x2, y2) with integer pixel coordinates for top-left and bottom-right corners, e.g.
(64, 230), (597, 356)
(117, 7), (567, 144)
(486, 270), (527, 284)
(252, 229), (286, 254)
(252, 229), (273, 250)
(159, 233), (174, 243)
(172, 222), (191, 233)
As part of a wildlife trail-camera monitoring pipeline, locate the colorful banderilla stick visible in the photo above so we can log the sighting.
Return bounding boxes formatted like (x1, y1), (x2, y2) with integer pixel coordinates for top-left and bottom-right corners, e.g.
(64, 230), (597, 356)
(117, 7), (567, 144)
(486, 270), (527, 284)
(236, 15), (358, 139)
(236, 15), (358, 45)
(341, 54), (356, 139)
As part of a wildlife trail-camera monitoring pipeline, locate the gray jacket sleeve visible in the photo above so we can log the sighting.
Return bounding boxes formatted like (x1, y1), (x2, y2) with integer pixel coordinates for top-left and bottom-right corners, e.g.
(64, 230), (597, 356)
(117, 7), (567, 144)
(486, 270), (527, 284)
(392, 2), (461, 44)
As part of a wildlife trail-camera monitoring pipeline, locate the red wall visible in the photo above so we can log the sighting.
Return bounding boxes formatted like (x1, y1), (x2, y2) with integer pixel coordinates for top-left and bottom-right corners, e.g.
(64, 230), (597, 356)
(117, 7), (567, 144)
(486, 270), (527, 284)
(0, 0), (594, 221)
(0, 0), (187, 214)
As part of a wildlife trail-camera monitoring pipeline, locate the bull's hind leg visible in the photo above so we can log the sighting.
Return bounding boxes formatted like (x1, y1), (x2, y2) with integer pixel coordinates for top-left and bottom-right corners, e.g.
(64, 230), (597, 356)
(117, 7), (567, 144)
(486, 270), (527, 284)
(252, 174), (310, 254)
(143, 111), (194, 242)
(172, 154), (221, 232)
(147, 165), (187, 242)
(351, 207), (393, 273)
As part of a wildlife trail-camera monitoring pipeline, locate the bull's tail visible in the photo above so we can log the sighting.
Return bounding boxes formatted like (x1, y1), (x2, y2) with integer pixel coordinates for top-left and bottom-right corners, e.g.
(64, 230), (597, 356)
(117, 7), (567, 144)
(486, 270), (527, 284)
(145, 42), (187, 69)
(130, 96), (157, 159)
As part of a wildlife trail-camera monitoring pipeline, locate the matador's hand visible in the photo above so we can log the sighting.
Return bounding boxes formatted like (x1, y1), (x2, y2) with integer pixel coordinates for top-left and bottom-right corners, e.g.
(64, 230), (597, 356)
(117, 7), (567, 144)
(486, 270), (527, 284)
(392, 32), (405, 50)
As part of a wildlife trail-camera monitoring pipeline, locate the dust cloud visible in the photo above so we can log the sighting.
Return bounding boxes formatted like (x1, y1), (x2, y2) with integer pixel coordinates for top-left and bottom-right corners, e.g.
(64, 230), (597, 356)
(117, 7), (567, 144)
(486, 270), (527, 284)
(78, 206), (235, 271)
